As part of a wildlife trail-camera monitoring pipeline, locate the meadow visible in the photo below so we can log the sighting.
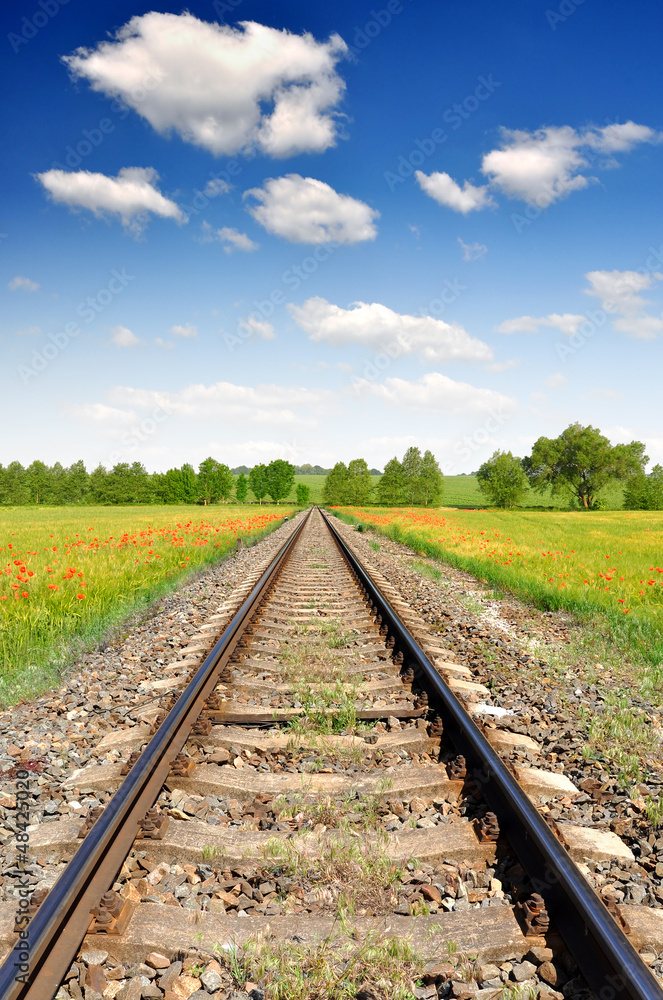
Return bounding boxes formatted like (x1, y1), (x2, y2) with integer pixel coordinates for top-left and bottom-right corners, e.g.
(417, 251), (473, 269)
(334, 505), (663, 688)
(0, 505), (293, 705)
(286, 475), (626, 509)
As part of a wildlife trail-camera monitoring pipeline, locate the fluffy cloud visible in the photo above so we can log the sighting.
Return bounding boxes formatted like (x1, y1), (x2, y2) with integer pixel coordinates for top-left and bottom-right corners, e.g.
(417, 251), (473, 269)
(288, 297), (493, 364)
(354, 372), (517, 416)
(108, 381), (334, 427)
(545, 372), (567, 388)
(458, 238), (487, 261)
(37, 167), (185, 232)
(169, 323), (198, 339)
(111, 325), (142, 347)
(482, 123), (661, 205)
(63, 13), (348, 158)
(68, 403), (137, 426)
(584, 269), (663, 339)
(8, 276), (39, 291)
(201, 222), (258, 253)
(245, 175), (378, 244)
(496, 313), (586, 336)
(15, 326), (42, 336)
(237, 315), (275, 340)
(415, 171), (494, 214)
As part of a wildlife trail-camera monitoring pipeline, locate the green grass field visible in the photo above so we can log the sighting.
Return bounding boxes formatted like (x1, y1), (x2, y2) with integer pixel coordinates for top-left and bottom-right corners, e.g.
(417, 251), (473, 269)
(281, 475), (626, 509)
(0, 505), (292, 706)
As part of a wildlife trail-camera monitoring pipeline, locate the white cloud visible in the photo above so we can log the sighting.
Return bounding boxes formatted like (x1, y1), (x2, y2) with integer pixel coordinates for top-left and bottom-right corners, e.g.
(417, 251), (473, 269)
(415, 171), (494, 214)
(591, 387), (623, 399)
(203, 178), (231, 197)
(68, 403), (136, 426)
(584, 269), (663, 314)
(169, 323), (198, 339)
(37, 166), (185, 233)
(496, 313), (586, 336)
(63, 13), (348, 158)
(485, 358), (519, 373)
(481, 122), (661, 205)
(108, 380), (334, 427)
(458, 238), (487, 261)
(201, 222), (258, 253)
(111, 325), (142, 347)
(584, 269), (663, 339)
(545, 372), (567, 388)
(237, 315), (275, 340)
(8, 276), (39, 291)
(288, 296), (493, 364)
(15, 325), (42, 336)
(245, 174), (378, 244)
(354, 372), (517, 417)
(155, 337), (174, 350)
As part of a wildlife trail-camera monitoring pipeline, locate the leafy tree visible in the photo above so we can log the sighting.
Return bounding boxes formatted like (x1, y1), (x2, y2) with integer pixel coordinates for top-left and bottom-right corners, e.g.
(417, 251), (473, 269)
(523, 423), (648, 509)
(265, 459), (295, 503)
(64, 460), (90, 504)
(477, 451), (528, 508)
(296, 482), (311, 505)
(376, 457), (405, 505)
(420, 450), (443, 506)
(623, 465), (663, 510)
(1, 462), (30, 505)
(26, 461), (50, 504)
(235, 472), (248, 504)
(249, 464), (269, 505)
(89, 464), (111, 504)
(322, 462), (350, 505)
(347, 458), (373, 504)
(198, 458), (234, 504)
(402, 447), (425, 504)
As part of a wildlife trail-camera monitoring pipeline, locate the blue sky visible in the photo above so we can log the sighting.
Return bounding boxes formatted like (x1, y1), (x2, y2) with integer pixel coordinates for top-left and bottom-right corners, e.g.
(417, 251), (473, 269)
(2, 0), (662, 473)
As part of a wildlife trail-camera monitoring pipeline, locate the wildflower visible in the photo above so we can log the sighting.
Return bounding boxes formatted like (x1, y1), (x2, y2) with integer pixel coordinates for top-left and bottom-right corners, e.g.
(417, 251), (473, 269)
(76, 593), (85, 600)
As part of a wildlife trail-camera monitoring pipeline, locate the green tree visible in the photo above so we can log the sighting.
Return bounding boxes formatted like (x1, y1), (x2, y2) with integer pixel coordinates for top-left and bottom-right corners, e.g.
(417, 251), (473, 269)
(63, 460), (90, 504)
(235, 472), (248, 504)
(477, 451), (528, 508)
(198, 458), (234, 504)
(401, 447), (425, 504)
(249, 464), (269, 505)
(89, 464), (111, 504)
(523, 423), (648, 510)
(265, 459), (295, 503)
(296, 482), (311, 505)
(26, 461), (50, 504)
(623, 465), (663, 510)
(420, 450), (443, 506)
(347, 458), (373, 504)
(2, 462), (30, 505)
(376, 457), (405, 505)
(322, 462), (350, 505)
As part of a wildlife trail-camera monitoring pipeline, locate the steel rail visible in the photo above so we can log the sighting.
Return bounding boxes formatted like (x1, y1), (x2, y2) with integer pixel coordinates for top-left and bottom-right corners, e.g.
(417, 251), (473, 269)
(322, 508), (662, 1000)
(0, 510), (310, 1000)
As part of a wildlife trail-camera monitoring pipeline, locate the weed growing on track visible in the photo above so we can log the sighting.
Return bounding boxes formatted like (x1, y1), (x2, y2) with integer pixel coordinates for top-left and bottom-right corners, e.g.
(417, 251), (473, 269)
(0, 504), (293, 706)
(220, 929), (425, 1000)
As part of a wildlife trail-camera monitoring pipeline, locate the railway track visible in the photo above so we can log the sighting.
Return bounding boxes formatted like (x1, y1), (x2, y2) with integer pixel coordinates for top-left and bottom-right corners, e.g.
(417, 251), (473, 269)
(0, 507), (662, 1000)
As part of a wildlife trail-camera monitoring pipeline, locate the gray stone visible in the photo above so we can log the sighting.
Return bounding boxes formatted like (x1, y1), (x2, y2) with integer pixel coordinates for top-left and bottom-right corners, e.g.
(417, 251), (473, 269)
(511, 961), (537, 982)
(80, 950), (109, 967)
(200, 968), (224, 992)
(158, 962), (182, 992)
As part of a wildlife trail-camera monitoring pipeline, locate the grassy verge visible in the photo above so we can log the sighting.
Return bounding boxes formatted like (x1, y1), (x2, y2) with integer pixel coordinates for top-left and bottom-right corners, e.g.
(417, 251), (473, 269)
(0, 505), (293, 706)
(330, 507), (663, 694)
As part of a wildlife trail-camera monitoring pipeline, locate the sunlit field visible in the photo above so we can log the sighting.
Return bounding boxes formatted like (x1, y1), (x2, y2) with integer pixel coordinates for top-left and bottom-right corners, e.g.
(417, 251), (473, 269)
(0, 505), (293, 704)
(334, 506), (663, 680)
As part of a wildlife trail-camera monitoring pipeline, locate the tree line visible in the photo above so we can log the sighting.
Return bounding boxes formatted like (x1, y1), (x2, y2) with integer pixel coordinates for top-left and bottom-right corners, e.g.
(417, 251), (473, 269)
(0, 458), (304, 506)
(476, 423), (661, 510)
(323, 448), (443, 506)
